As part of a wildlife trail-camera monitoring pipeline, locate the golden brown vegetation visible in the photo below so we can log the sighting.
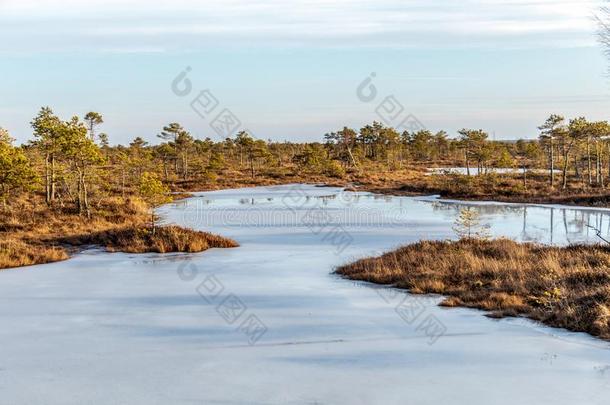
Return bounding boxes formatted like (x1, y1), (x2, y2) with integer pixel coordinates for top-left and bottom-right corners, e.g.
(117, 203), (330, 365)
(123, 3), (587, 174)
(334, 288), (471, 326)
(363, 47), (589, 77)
(0, 194), (237, 270)
(348, 165), (610, 206)
(0, 239), (69, 269)
(58, 225), (238, 253)
(336, 238), (610, 340)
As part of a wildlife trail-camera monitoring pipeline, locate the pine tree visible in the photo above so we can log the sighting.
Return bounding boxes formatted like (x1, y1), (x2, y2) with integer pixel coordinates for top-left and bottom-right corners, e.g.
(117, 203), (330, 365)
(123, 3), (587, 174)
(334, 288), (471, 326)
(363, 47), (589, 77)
(58, 116), (104, 217)
(84, 111), (103, 141)
(31, 107), (62, 204)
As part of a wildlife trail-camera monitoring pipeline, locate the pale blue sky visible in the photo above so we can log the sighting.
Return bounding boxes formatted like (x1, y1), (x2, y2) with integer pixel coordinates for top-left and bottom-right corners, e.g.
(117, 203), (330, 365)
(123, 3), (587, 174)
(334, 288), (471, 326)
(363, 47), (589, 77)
(1, 0), (609, 144)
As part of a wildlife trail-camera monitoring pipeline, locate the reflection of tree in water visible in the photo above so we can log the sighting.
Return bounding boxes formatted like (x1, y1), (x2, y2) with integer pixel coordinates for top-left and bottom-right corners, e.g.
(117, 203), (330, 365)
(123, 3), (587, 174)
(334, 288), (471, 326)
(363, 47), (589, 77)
(517, 207), (561, 244)
(238, 197), (276, 205)
(315, 195), (336, 204)
(372, 195), (393, 203)
(520, 207), (546, 243)
(429, 200), (610, 244)
(557, 210), (610, 244)
(562, 210), (585, 244)
(429, 201), (523, 216)
(311, 193), (387, 206)
(584, 211), (610, 244)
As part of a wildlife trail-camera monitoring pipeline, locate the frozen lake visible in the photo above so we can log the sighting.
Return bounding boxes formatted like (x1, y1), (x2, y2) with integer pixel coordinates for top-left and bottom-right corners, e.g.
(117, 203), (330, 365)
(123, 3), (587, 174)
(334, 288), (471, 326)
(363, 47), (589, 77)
(1, 184), (610, 404)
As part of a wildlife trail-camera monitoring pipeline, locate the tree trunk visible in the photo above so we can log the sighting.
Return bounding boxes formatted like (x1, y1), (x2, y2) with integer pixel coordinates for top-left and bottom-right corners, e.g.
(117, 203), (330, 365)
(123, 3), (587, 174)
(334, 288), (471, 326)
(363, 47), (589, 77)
(550, 138), (555, 186)
(596, 141), (601, 185)
(587, 137), (593, 185)
(1, 185), (7, 209)
(82, 167), (90, 218)
(44, 153), (50, 204)
(346, 146), (358, 168)
(122, 169), (126, 198)
(77, 169), (83, 215)
(601, 149), (605, 187)
(608, 142), (610, 177)
(562, 151), (570, 190)
(50, 154), (56, 201)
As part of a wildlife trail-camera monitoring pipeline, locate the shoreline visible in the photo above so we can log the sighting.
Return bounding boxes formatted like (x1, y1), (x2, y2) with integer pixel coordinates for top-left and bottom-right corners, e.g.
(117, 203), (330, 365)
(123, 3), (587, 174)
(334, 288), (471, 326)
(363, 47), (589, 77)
(350, 182), (610, 208)
(5, 177), (610, 271)
(176, 175), (610, 209)
(0, 193), (237, 270)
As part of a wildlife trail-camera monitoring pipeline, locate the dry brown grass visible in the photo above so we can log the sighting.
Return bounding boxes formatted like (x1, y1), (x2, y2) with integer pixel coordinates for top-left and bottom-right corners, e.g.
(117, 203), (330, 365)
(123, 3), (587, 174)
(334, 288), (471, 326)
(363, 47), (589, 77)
(57, 225), (238, 253)
(0, 194), (237, 270)
(353, 168), (610, 206)
(0, 239), (69, 269)
(336, 238), (610, 340)
(172, 167), (341, 192)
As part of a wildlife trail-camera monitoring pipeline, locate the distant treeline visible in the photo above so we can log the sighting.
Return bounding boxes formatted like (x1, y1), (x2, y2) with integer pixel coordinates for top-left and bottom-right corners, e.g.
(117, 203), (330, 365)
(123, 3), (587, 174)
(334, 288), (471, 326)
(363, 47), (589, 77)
(1, 107), (609, 211)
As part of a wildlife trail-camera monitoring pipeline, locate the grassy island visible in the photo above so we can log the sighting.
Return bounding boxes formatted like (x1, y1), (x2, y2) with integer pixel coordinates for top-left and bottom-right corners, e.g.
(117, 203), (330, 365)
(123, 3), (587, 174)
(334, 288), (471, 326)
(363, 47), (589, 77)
(336, 238), (610, 340)
(0, 195), (237, 269)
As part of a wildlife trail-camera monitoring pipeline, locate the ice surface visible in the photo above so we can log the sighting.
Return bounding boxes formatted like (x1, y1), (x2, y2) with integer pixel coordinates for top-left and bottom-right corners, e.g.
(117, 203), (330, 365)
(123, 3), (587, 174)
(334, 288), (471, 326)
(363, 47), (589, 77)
(1, 184), (610, 404)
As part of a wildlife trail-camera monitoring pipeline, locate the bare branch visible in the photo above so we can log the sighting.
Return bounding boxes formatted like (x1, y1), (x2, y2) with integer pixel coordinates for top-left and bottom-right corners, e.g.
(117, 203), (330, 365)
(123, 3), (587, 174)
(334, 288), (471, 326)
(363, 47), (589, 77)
(596, 5), (610, 56)
(585, 224), (610, 245)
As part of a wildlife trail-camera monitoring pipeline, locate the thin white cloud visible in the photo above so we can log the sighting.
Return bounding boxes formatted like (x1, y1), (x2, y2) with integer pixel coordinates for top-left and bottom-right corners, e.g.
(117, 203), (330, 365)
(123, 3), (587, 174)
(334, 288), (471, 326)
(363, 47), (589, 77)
(0, 0), (603, 52)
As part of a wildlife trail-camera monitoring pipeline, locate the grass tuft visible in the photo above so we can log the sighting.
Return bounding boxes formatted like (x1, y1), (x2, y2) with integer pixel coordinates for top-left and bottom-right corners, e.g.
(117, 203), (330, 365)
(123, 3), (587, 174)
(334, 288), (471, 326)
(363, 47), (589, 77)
(0, 239), (69, 269)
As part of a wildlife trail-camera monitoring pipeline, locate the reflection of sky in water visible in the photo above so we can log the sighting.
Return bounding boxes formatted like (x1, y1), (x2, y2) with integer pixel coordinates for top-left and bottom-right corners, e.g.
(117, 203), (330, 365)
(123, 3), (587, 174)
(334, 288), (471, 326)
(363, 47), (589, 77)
(168, 185), (610, 246)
